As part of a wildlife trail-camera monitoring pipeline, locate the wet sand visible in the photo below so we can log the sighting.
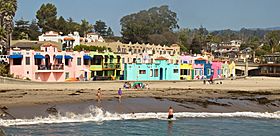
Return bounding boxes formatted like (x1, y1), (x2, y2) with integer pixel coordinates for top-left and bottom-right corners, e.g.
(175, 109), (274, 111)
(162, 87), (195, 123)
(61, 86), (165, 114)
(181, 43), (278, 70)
(1, 77), (280, 119)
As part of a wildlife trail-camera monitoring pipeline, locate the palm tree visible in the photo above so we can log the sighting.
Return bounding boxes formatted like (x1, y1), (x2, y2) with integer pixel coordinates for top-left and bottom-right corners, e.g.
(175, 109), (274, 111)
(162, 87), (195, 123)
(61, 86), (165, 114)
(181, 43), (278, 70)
(0, 0), (17, 54)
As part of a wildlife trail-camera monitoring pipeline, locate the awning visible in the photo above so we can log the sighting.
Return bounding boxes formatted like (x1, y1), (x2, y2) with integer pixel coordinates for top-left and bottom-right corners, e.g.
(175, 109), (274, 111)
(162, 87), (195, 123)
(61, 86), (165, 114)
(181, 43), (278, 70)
(83, 55), (91, 60)
(9, 55), (23, 59)
(64, 55), (73, 59)
(34, 54), (45, 59)
(55, 55), (63, 59)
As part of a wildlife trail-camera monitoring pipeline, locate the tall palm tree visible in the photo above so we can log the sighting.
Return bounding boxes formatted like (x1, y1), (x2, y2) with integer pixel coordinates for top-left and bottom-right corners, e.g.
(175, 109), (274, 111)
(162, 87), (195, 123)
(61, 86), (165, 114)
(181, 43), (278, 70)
(0, 0), (17, 54)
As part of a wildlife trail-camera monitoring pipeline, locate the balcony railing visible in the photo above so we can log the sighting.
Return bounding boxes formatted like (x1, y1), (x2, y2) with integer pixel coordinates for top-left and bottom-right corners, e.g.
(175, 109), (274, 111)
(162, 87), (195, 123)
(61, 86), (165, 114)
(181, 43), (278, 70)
(37, 64), (64, 70)
(103, 63), (121, 69)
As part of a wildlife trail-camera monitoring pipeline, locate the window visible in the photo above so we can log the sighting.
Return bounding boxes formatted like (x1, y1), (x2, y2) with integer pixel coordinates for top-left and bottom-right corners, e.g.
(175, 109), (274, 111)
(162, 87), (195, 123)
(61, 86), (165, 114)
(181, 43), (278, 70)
(84, 59), (89, 65)
(35, 59), (42, 65)
(181, 69), (190, 75)
(45, 47), (47, 52)
(150, 69), (153, 77)
(13, 58), (22, 65)
(122, 58), (125, 63)
(65, 59), (70, 66)
(65, 72), (69, 79)
(173, 69), (179, 73)
(208, 69), (212, 75)
(26, 57), (30, 65)
(139, 70), (146, 74)
(77, 57), (81, 65)
(57, 59), (62, 64)
(154, 69), (158, 77)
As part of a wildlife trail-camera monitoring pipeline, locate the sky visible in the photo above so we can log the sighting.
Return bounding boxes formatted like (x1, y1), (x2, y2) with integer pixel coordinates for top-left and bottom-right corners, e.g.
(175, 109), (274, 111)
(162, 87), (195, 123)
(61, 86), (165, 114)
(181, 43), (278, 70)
(15, 0), (280, 36)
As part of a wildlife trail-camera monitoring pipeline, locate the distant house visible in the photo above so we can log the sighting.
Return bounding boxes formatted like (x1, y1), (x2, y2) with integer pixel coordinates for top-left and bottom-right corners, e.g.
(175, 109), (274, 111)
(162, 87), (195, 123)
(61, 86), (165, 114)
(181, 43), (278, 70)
(38, 31), (80, 50)
(82, 33), (105, 43)
(259, 53), (280, 76)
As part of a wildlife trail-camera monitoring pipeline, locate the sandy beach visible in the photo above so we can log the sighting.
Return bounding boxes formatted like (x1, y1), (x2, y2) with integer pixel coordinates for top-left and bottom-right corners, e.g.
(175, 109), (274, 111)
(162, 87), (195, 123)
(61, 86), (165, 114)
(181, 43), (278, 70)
(1, 77), (280, 119)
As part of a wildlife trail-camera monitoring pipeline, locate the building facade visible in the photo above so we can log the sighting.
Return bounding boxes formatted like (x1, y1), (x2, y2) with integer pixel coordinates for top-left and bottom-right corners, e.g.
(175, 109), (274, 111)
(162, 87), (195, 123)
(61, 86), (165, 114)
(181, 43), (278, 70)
(124, 57), (180, 81)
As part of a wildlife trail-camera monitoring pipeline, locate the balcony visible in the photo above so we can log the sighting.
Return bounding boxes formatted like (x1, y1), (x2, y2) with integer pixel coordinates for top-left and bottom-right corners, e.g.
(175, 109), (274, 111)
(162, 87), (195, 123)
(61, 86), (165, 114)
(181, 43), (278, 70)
(103, 63), (121, 69)
(37, 64), (64, 72)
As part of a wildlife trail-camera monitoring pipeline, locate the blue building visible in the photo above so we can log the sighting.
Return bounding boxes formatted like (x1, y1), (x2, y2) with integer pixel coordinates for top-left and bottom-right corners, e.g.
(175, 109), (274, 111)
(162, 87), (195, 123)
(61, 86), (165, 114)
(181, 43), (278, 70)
(194, 58), (213, 79)
(124, 57), (180, 80)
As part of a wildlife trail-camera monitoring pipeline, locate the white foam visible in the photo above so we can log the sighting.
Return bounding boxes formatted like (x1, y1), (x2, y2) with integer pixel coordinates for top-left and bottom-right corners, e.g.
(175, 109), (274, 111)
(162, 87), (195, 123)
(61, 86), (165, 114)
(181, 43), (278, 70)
(0, 106), (279, 127)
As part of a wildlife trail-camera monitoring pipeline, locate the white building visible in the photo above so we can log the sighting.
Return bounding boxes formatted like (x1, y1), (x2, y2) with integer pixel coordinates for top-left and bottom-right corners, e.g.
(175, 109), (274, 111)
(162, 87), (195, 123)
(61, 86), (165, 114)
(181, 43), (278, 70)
(38, 31), (80, 50)
(82, 33), (104, 43)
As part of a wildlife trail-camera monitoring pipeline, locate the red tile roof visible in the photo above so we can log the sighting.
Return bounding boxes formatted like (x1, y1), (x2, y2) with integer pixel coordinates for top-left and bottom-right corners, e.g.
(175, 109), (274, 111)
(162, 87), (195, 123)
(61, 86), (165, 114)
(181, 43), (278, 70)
(155, 56), (168, 60)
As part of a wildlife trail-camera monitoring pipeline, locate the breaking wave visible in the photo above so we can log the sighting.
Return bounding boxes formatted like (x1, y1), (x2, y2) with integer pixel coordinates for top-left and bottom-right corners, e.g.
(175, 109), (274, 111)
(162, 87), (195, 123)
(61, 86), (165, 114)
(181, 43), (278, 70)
(1, 106), (280, 127)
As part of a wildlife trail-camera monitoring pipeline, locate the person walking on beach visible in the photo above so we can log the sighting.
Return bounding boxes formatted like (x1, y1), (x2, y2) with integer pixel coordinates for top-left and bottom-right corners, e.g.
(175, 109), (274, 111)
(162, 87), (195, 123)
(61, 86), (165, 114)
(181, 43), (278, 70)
(168, 106), (174, 119)
(96, 88), (101, 103)
(118, 88), (122, 102)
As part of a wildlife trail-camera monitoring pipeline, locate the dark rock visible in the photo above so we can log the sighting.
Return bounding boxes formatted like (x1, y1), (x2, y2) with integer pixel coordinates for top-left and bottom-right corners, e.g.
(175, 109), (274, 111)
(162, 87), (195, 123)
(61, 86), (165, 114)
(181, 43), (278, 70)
(46, 106), (58, 115)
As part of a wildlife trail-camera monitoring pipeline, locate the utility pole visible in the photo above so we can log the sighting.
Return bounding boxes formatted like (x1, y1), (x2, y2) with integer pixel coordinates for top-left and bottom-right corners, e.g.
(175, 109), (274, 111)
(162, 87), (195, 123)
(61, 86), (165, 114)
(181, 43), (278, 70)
(244, 52), (248, 77)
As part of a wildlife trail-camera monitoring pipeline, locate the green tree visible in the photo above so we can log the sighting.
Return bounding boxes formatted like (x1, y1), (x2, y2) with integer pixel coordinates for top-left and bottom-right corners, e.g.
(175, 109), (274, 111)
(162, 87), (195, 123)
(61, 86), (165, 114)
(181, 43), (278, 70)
(80, 19), (93, 37)
(12, 18), (29, 40)
(65, 17), (80, 34)
(55, 16), (67, 34)
(264, 30), (280, 53)
(106, 27), (114, 37)
(120, 5), (179, 44)
(94, 20), (107, 36)
(0, 0), (17, 54)
(28, 20), (41, 40)
(36, 3), (58, 32)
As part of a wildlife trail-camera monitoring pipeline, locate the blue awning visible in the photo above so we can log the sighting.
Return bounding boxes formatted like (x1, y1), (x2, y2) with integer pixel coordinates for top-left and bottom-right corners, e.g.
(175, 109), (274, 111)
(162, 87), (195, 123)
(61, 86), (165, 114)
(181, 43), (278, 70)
(34, 54), (45, 59)
(55, 55), (63, 59)
(9, 55), (23, 59)
(83, 55), (91, 60)
(64, 55), (73, 59)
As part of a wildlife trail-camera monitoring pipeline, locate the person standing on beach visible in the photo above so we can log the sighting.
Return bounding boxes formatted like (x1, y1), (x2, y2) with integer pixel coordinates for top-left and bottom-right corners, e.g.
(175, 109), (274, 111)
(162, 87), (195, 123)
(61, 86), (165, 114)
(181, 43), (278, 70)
(168, 106), (174, 119)
(96, 88), (101, 103)
(118, 88), (122, 102)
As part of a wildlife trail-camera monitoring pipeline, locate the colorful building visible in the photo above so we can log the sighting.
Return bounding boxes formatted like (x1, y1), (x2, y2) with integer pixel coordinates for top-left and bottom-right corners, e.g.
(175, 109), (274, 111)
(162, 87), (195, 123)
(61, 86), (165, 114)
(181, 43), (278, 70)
(180, 55), (193, 80)
(124, 56), (180, 81)
(89, 51), (121, 80)
(211, 61), (223, 79)
(9, 43), (91, 82)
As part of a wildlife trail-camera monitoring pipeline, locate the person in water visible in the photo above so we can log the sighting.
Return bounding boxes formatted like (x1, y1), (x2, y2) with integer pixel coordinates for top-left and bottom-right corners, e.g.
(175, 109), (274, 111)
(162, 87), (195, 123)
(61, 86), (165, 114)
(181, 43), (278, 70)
(118, 88), (122, 102)
(168, 106), (174, 119)
(96, 88), (101, 103)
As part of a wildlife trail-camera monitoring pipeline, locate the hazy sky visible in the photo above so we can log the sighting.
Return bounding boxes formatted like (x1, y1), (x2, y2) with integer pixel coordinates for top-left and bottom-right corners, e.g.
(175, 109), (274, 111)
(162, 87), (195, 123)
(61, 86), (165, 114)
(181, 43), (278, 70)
(16, 0), (280, 35)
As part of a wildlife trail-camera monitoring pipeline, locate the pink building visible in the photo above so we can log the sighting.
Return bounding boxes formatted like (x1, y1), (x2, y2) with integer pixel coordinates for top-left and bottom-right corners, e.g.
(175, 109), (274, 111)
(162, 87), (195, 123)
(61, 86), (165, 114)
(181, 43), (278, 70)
(211, 61), (223, 79)
(9, 43), (91, 82)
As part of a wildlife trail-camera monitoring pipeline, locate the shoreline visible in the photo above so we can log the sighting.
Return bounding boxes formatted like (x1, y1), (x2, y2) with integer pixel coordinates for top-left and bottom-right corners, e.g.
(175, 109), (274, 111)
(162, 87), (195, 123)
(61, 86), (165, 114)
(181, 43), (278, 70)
(1, 77), (280, 119)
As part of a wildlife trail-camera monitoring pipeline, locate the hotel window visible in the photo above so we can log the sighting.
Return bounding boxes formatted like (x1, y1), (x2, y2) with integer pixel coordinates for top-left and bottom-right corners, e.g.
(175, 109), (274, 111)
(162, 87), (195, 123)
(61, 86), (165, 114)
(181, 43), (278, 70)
(84, 59), (89, 65)
(13, 58), (22, 65)
(173, 69), (179, 73)
(26, 57), (30, 65)
(65, 59), (70, 66)
(65, 72), (69, 79)
(77, 57), (81, 65)
(208, 69), (212, 75)
(35, 59), (42, 65)
(150, 69), (153, 77)
(139, 70), (146, 74)
(154, 69), (159, 77)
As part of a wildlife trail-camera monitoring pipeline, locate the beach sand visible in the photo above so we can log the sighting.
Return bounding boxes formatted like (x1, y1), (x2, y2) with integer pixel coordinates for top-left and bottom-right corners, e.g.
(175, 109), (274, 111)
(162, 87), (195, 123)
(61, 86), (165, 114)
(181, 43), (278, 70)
(1, 77), (280, 119)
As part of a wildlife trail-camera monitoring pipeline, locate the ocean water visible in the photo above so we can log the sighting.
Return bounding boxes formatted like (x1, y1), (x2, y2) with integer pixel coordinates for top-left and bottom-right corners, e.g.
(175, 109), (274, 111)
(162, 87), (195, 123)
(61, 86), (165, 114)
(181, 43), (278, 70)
(1, 106), (280, 136)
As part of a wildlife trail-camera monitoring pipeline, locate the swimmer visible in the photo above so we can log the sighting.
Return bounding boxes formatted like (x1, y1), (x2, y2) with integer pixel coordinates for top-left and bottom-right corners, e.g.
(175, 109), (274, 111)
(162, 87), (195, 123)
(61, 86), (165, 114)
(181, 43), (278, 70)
(167, 106), (174, 119)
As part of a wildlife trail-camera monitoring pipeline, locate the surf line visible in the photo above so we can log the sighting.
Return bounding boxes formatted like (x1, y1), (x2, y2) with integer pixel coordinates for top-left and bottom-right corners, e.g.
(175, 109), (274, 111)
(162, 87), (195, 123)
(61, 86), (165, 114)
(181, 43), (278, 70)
(1, 107), (280, 126)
